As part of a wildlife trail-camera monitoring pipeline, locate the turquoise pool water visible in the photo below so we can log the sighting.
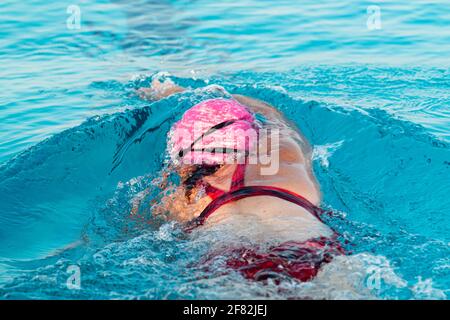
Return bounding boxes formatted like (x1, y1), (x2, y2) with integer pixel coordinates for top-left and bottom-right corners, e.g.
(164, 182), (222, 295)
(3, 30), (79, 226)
(0, 0), (449, 299)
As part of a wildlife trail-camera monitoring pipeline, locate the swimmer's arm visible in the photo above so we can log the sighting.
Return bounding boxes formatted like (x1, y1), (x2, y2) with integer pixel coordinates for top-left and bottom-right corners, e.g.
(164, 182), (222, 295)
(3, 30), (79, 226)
(137, 79), (185, 101)
(130, 188), (151, 215)
(130, 171), (170, 215)
(137, 80), (278, 116)
(137, 80), (280, 120)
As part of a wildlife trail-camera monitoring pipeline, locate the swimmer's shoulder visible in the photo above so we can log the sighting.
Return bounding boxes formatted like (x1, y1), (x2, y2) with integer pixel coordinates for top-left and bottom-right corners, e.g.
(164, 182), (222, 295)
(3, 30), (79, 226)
(232, 94), (284, 119)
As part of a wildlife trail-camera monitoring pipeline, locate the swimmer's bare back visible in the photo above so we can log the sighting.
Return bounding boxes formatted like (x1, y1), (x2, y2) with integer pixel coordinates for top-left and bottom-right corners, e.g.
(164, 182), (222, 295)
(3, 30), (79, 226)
(138, 79), (332, 243)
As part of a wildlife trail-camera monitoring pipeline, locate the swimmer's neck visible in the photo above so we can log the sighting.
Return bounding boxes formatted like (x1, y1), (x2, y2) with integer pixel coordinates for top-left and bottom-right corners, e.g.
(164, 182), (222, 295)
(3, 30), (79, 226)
(202, 164), (237, 191)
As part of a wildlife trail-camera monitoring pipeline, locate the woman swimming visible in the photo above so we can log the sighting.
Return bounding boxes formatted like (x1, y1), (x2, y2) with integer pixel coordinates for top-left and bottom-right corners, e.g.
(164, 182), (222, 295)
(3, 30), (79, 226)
(137, 79), (344, 282)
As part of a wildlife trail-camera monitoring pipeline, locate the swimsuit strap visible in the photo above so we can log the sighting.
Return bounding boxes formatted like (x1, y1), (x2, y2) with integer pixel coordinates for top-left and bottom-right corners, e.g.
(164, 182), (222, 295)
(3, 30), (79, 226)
(185, 185), (324, 232)
(204, 163), (247, 200)
(230, 163), (246, 190)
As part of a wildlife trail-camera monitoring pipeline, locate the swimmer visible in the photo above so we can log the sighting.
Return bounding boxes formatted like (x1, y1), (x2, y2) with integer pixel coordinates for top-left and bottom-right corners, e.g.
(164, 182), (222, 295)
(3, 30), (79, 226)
(136, 79), (345, 282)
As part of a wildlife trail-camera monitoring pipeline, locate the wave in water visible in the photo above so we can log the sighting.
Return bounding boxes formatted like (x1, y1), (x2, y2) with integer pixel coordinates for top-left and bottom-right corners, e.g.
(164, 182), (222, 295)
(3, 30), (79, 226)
(0, 73), (449, 299)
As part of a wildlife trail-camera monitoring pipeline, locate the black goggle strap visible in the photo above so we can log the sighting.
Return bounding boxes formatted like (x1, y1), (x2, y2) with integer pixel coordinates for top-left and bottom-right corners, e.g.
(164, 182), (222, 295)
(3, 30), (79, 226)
(177, 119), (239, 159)
(190, 147), (249, 156)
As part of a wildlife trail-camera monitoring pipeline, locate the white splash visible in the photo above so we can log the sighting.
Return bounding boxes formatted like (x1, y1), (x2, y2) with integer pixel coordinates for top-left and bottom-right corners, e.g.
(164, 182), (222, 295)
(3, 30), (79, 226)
(155, 222), (177, 242)
(313, 253), (407, 299)
(266, 85), (288, 94)
(412, 277), (447, 300)
(312, 140), (344, 168)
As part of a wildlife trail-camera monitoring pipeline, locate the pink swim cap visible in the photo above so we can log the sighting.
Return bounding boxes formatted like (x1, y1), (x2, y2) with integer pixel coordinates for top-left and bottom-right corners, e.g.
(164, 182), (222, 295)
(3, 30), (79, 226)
(169, 98), (257, 165)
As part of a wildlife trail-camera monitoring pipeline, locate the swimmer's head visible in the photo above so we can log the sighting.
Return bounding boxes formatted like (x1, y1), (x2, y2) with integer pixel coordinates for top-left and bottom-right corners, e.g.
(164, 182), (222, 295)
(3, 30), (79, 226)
(168, 98), (257, 166)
